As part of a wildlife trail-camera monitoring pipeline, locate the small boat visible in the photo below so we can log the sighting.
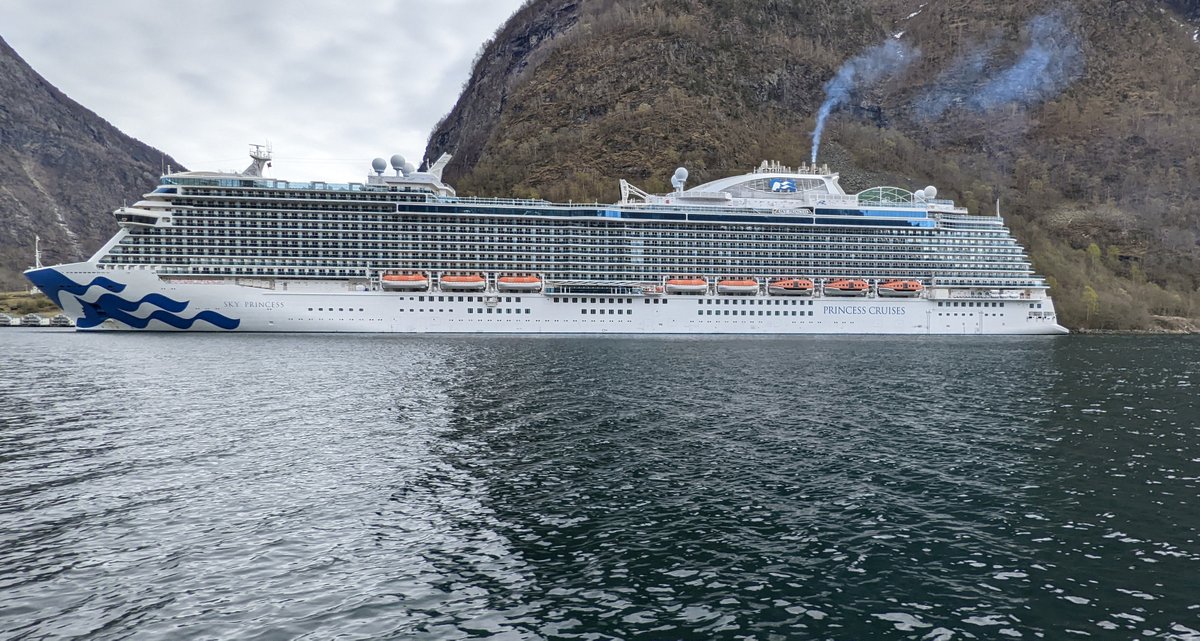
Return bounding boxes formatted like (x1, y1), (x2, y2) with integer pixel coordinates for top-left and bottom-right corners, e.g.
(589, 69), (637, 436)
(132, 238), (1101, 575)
(716, 278), (759, 295)
(665, 278), (708, 294)
(21, 313), (43, 326)
(497, 275), (542, 292)
(381, 273), (428, 291)
(768, 278), (814, 296)
(440, 274), (487, 291)
(824, 279), (869, 297)
(50, 314), (73, 327)
(877, 280), (924, 297)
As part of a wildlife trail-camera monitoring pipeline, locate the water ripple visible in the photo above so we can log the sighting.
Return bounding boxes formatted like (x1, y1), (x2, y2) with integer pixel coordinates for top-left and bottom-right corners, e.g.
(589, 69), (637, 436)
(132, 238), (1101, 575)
(1, 332), (1197, 639)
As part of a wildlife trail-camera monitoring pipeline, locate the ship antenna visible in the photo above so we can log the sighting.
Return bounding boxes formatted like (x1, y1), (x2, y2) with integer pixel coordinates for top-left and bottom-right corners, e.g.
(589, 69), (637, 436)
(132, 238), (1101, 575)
(34, 234), (42, 269)
(243, 143), (273, 177)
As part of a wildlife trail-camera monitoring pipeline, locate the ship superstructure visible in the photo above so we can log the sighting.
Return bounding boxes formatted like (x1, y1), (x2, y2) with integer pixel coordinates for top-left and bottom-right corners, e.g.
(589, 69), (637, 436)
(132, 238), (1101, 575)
(25, 147), (1066, 334)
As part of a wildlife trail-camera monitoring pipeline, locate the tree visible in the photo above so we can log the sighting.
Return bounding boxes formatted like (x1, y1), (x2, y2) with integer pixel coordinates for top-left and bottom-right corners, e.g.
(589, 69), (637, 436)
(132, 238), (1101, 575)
(1082, 285), (1100, 323)
(1086, 243), (1102, 270)
(1105, 245), (1121, 269)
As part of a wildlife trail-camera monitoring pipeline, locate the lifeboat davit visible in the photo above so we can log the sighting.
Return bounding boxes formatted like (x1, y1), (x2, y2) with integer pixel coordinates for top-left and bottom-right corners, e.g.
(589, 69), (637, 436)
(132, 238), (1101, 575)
(824, 279), (869, 297)
(716, 278), (759, 295)
(768, 278), (814, 296)
(497, 275), (542, 292)
(665, 278), (708, 294)
(440, 274), (487, 291)
(877, 280), (924, 297)
(381, 273), (428, 291)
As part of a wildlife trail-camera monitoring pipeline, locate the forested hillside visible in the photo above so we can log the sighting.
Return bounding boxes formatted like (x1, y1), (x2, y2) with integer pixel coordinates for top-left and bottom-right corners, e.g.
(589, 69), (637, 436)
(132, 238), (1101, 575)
(0, 36), (183, 290)
(427, 0), (1200, 330)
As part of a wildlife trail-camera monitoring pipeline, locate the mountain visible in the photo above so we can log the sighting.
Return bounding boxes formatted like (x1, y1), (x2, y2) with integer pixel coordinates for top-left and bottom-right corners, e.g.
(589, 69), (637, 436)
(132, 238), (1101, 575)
(426, 0), (1200, 330)
(0, 35), (183, 290)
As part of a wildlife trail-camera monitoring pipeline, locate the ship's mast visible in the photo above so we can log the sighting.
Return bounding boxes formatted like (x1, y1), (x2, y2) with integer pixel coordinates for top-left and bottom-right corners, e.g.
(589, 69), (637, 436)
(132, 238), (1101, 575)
(28, 234), (43, 294)
(242, 143), (273, 177)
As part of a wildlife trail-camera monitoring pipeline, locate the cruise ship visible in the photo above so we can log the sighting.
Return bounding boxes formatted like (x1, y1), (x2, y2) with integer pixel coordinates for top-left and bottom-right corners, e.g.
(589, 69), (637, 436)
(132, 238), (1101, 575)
(25, 145), (1067, 334)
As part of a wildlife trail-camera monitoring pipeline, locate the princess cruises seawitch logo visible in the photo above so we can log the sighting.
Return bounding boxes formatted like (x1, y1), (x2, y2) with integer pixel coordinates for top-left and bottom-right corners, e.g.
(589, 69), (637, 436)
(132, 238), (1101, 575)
(770, 179), (797, 192)
(24, 268), (240, 330)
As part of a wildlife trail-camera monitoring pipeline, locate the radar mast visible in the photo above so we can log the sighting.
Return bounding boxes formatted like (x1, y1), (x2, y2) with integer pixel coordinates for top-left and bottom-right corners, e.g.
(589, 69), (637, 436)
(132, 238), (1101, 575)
(242, 143), (273, 177)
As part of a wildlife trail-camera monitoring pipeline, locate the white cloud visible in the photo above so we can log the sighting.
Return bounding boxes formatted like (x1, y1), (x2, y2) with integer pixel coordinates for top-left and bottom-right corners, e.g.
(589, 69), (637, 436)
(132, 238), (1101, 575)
(0, 0), (526, 182)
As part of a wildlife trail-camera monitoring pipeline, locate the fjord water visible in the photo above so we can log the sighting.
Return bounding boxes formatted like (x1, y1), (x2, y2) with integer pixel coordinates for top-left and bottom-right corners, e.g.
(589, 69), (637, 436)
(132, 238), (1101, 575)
(1, 331), (1197, 640)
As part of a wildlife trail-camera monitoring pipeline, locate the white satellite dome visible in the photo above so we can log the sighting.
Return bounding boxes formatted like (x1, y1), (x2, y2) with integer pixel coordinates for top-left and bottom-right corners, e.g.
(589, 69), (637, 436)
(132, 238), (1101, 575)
(671, 167), (689, 190)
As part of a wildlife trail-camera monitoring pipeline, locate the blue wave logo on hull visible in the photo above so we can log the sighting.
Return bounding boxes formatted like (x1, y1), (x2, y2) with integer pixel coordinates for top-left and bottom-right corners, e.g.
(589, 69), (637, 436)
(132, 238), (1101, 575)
(25, 268), (127, 307)
(24, 268), (240, 331)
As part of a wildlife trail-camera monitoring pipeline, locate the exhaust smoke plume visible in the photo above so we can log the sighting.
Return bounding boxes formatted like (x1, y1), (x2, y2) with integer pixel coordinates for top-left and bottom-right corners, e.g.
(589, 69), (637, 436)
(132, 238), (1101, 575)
(916, 10), (1083, 120)
(810, 40), (917, 164)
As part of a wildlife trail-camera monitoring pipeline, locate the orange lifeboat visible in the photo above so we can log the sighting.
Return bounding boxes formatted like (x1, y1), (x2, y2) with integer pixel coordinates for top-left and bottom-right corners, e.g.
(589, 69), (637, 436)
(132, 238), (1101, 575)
(768, 278), (814, 296)
(824, 278), (869, 297)
(716, 278), (759, 295)
(665, 277), (708, 295)
(440, 274), (487, 292)
(381, 272), (428, 291)
(877, 280), (924, 297)
(497, 275), (542, 292)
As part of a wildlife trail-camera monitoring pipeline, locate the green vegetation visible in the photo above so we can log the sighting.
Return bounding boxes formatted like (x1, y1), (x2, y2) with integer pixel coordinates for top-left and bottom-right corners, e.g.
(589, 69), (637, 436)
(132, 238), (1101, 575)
(0, 291), (57, 316)
(428, 0), (1200, 331)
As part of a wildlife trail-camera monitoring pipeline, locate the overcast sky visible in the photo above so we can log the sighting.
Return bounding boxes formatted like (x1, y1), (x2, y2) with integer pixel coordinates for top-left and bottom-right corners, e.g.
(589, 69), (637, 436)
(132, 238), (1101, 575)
(0, 0), (527, 182)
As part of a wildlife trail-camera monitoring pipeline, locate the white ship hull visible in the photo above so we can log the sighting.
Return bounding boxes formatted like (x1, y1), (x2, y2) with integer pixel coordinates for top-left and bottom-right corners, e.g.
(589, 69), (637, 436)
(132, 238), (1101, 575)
(27, 264), (1069, 335)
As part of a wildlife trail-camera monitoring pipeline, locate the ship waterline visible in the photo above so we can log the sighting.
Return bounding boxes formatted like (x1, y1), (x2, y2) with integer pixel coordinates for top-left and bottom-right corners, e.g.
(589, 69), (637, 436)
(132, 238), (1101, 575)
(25, 148), (1067, 334)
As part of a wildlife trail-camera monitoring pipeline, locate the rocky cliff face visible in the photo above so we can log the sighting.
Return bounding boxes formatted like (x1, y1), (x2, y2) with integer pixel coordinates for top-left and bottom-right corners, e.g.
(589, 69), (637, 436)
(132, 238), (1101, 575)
(0, 36), (183, 290)
(426, 0), (1200, 329)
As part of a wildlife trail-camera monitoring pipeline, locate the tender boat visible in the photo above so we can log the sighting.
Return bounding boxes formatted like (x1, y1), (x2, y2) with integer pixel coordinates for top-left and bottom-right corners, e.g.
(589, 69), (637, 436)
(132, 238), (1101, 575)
(381, 273), (428, 291)
(768, 278), (814, 296)
(877, 280), (924, 297)
(497, 275), (542, 292)
(665, 278), (709, 294)
(440, 274), (487, 291)
(716, 278), (759, 295)
(824, 278), (869, 296)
